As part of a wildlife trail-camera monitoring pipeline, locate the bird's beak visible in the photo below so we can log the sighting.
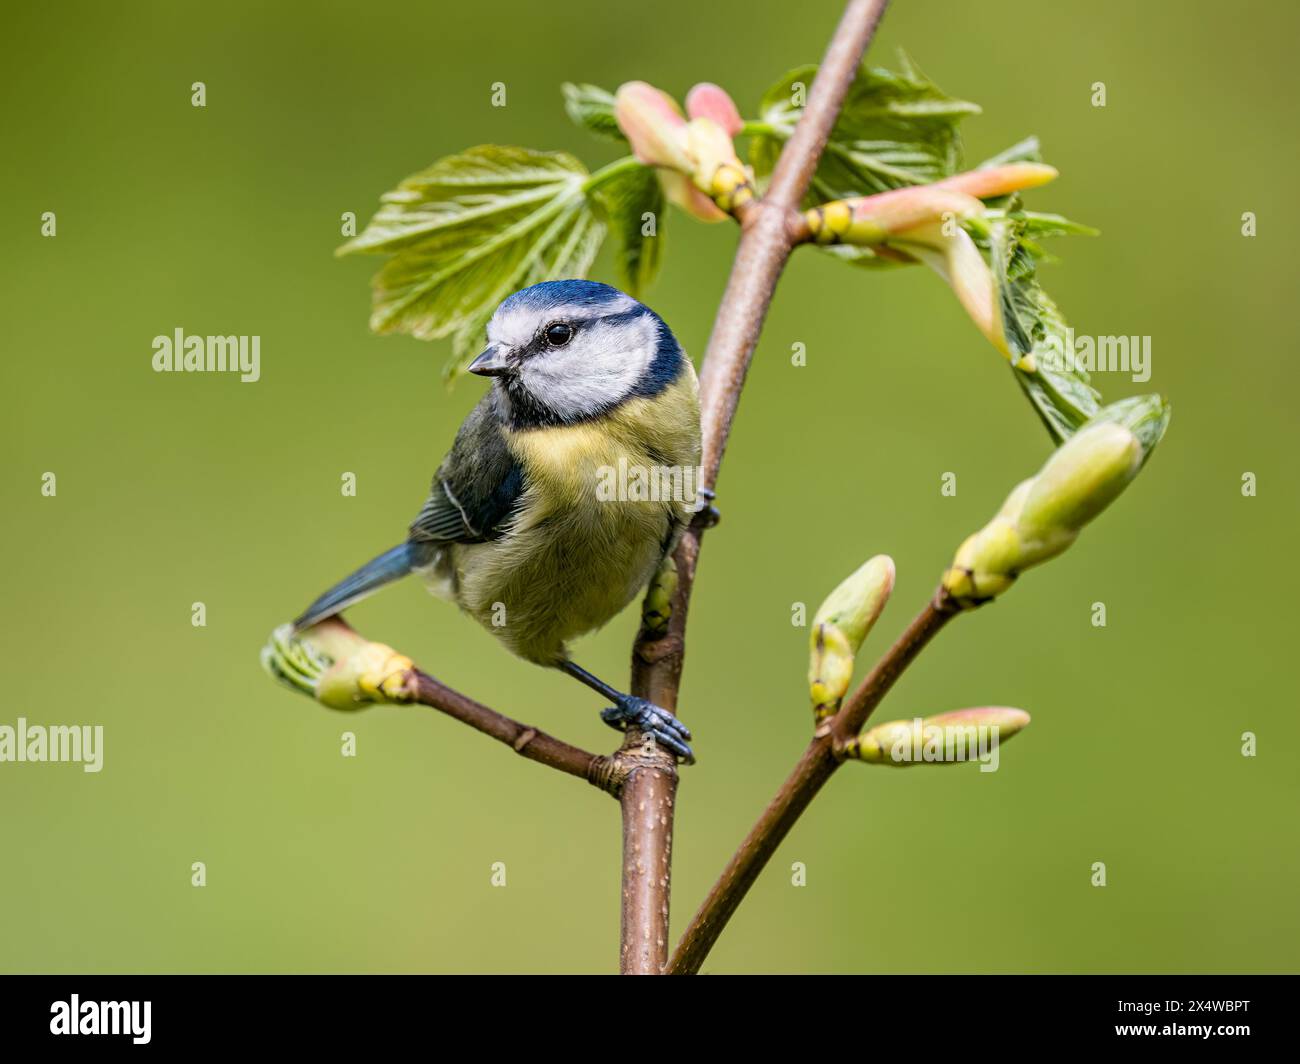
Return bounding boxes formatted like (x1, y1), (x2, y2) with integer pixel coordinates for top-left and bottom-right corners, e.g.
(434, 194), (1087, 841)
(468, 345), (510, 377)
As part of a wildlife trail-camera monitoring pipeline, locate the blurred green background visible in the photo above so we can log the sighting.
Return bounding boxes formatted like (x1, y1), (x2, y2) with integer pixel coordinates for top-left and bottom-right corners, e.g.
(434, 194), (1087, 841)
(3, 0), (1297, 974)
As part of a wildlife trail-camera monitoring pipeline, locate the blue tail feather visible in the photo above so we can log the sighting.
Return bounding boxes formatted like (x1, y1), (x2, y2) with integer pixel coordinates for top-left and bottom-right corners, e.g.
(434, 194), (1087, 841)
(293, 542), (425, 631)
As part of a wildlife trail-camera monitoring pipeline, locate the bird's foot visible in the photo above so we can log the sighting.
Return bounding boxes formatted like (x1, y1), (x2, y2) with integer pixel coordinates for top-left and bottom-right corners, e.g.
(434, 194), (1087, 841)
(691, 486), (721, 530)
(601, 696), (695, 764)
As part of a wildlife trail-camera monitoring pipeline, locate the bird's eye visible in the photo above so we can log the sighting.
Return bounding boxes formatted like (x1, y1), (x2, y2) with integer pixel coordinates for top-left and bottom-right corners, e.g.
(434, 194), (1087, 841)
(544, 322), (574, 347)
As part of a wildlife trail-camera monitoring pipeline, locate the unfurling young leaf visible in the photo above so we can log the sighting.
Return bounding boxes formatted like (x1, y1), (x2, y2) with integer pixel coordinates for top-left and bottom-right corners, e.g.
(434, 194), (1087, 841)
(750, 50), (981, 206)
(338, 145), (605, 378)
(562, 82), (627, 142)
(975, 134), (1044, 171)
(974, 206), (1099, 441)
(261, 619), (418, 710)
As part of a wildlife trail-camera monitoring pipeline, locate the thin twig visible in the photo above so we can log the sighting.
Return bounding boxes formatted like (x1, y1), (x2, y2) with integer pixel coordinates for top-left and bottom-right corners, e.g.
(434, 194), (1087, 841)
(412, 671), (620, 794)
(668, 591), (957, 974)
(616, 0), (893, 975)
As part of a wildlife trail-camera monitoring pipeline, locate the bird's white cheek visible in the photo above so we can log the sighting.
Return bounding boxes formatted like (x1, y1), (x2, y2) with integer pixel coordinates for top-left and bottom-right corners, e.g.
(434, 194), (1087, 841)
(522, 343), (644, 420)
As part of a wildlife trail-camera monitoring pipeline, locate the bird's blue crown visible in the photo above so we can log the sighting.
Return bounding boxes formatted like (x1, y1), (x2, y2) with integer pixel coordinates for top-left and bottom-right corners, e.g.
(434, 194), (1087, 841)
(499, 279), (635, 317)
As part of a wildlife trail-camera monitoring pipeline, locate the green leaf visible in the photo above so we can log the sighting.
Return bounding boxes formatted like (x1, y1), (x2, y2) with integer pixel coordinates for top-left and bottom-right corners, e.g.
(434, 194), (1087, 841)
(986, 210), (1102, 443)
(965, 207), (1098, 270)
(562, 82), (627, 142)
(976, 136), (1043, 169)
(1084, 395), (1171, 467)
(1011, 211), (1100, 241)
(590, 162), (664, 297)
(339, 145), (606, 378)
(750, 50), (981, 204)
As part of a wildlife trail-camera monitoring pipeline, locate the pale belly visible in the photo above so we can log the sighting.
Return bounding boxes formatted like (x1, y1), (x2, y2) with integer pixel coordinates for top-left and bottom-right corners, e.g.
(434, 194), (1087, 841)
(442, 493), (677, 665)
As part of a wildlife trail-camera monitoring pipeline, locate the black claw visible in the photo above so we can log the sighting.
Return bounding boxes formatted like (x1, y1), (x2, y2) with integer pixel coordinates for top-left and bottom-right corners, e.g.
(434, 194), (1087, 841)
(650, 729), (695, 764)
(600, 696), (695, 764)
(691, 488), (721, 530)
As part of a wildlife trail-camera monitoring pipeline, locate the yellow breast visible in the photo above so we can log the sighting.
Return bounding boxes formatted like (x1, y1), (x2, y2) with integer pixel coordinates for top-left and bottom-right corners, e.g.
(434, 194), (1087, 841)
(504, 368), (702, 521)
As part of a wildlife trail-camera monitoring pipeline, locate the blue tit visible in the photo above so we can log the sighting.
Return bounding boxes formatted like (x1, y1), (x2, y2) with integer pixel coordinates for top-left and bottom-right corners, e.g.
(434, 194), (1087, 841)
(294, 280), (703, 761)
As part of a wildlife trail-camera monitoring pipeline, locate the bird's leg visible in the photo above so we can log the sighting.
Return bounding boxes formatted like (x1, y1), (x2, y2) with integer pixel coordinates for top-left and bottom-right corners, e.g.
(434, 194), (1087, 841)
(558, 660), (694, 764)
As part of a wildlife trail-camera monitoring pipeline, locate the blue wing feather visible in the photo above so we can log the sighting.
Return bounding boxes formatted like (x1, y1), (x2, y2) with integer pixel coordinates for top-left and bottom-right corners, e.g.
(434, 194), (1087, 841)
(294, 393), (524, 631)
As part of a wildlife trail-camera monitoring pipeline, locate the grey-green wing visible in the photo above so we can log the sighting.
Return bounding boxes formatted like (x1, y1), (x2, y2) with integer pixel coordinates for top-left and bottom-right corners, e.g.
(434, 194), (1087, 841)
(408, 394), (525, 544)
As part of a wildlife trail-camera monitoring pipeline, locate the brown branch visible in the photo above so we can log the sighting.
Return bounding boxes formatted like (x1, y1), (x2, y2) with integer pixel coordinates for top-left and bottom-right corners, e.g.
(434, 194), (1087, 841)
(616, 0), (893, 975)
(412, 671), (620, 795)
(668, 591), (958, 974)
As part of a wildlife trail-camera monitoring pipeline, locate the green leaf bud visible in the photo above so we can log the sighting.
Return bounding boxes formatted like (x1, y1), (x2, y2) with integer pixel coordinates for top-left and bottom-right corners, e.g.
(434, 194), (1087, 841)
(840, 707), (1031, 766)
(942, 399), (1168, 607)
(808, 555), (895, 721)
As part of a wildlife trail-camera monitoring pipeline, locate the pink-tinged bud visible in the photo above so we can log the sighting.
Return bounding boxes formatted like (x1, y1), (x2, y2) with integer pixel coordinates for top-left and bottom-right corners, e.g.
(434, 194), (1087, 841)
(841, 707), (1031, 766)
(685, 116), (748, 207)
(924, 226), (1005, 357)
(805, 186), (982, 246)
(685, 82), (743, 136)
(925, 707), (1031, 734)
(848, 187), (983, 242)
(687, 117), (740, 174)
(936, 163), (1058, 201)
(659, 170), (729, 222)
(615, 80), (748, 221)
(614, 81), (692, 172)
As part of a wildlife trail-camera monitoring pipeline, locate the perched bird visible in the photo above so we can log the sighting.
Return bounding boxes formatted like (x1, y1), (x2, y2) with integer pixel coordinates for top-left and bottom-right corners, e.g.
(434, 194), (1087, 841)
(294, 280), (702, 760)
